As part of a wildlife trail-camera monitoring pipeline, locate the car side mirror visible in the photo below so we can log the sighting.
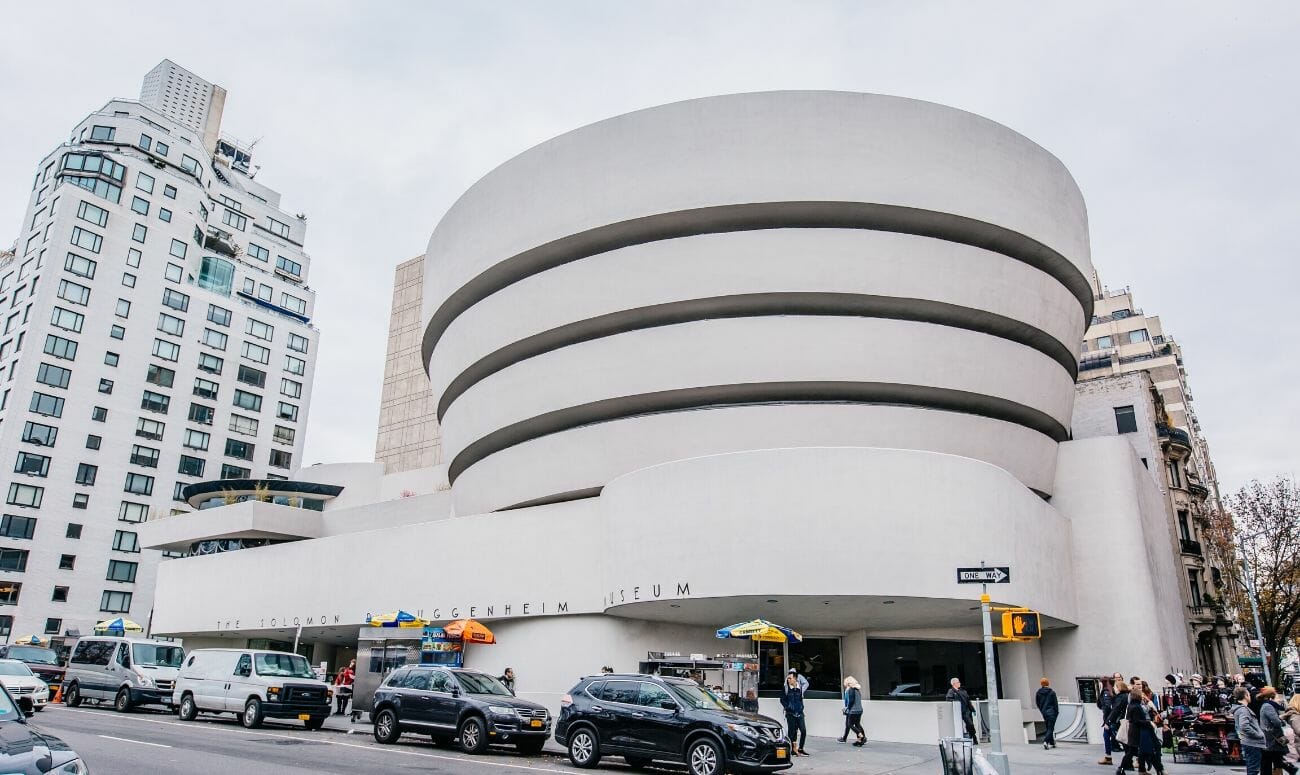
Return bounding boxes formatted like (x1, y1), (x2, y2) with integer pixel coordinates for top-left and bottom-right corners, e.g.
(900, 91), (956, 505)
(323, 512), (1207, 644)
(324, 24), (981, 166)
(17, 697), (34, 717)
(237, 666), (251, 677)
(660, 700), (679, 711)
(450, 684), (460, 696)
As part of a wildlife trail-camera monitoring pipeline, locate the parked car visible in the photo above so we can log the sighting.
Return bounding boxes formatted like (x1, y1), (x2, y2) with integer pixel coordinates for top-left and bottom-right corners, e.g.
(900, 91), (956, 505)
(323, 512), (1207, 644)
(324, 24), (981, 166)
(887, 683), (923, 698)
(173, 648), (331, 729)
(0, 660), (50, 711)
(0, 645), (65, 691)
(371, 666), (551, 754)
(555, 673), (792, 774)
(0, 683), (87, 773)
(62, 636), (184, 712)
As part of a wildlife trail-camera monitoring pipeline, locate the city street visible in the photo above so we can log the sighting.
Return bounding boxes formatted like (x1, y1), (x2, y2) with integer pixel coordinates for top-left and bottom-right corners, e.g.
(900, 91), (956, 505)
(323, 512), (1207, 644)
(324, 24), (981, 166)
(24, 703), (1246, 775)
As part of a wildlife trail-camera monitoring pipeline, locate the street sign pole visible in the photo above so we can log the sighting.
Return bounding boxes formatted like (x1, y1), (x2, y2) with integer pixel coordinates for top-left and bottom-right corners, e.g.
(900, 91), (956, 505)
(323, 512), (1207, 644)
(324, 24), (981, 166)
(980, 562), (1011, 775)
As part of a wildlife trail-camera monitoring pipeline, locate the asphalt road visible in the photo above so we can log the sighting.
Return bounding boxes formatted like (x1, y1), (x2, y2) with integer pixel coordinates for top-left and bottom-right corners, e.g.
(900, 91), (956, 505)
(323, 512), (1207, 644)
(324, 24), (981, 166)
(30, 704), (599, 774)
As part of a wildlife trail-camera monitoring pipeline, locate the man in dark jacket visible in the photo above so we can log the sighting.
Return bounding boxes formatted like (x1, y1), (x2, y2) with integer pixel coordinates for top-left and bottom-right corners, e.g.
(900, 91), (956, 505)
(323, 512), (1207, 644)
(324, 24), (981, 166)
(1098, 677), (1116, 765)
(946, 677), (978, 740)
(1036, 678), (1060, 749)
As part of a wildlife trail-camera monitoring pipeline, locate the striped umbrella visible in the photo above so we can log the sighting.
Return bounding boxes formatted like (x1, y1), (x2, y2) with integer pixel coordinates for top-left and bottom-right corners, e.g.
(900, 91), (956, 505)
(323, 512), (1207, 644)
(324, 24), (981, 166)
(366, 611), (429, 628)
(10, 636), (48, 647)
(94, 618), (144, 635)
(716, 619), (803, 643)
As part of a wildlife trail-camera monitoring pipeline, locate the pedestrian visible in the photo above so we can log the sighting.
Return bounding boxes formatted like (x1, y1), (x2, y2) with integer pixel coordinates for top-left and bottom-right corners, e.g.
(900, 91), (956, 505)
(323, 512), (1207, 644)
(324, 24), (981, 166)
(1037, 678), (1060, 749)
(946, 677), (978, 741)
(498, 667), (516, 695)
(780, 672), (810, 756)
(600, 666), (614, 674)
(787, 667), (809, 694)
(1098, 676), (1117, 766)
(1110, 680), (1144, 774)
(1124, 685), (1165, 775)
(1259, 686), (1299, 775)
(740, 689), (760, 713)
(333, 658), (355, 715)
(1281, 693), (1300, 764)
(1234, 686), (1268, 775)
(839, 676), (866, 746)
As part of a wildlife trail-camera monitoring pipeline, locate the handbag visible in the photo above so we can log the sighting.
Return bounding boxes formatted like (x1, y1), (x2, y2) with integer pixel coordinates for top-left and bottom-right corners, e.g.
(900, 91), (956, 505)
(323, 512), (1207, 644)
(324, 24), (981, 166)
(1116, 719), (1131, 746)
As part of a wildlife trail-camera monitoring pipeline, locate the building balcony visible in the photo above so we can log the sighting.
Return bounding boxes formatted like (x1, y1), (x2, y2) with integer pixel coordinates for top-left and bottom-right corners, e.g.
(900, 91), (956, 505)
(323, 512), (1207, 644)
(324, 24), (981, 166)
(137, 499), (325, 554)
(1158, 424), (1193, 452)
(1188, 481), (1210, 499)
(1180, 538), (1203, 557)
(1187, 605), (1217, 623)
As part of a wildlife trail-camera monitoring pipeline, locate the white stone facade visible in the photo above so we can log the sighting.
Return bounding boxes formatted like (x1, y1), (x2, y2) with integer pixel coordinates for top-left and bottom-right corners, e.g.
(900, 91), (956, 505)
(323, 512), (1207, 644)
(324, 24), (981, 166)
(145, 92), (1196, 743)
(0, 62), (318, 648)
(374, 255), (440, 473)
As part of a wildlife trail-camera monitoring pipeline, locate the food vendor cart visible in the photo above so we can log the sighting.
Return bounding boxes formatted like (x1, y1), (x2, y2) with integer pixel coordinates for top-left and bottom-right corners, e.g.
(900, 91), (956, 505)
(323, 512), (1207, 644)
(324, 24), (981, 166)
(351, 626), (462, 720)
(639, 652), (759, 707)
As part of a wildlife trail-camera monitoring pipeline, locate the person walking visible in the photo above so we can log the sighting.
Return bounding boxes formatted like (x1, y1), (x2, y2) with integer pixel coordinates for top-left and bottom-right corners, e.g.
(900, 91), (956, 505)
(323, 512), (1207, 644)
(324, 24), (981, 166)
(1281, 693), (1300, 765)
(780, 672), (810, 756)
(1259, 686), (1299, 775)
(947, 677), (978, 741)
(839, 677), (866, 746)
(1098, 676), (1117, 766)
(498, 667), (516, 695)
(1109, 680), (1146, 774)
(1036, 678), (1060, 749)
(1234, 686), (1268, 775)
(333, 658), (355, 715)
(1124, 685), (1165, 775)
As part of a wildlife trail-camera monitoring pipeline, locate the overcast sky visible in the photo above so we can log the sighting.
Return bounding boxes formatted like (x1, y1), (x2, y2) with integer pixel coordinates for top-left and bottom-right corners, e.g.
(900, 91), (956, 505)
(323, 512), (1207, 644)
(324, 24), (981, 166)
(1, 1), (1295, 494)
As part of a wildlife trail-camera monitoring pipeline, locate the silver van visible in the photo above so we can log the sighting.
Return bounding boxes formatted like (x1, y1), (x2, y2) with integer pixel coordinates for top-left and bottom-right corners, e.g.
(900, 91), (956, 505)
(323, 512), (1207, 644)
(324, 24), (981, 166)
(173, 648), (332, 729)
(63, 636), (184, 712)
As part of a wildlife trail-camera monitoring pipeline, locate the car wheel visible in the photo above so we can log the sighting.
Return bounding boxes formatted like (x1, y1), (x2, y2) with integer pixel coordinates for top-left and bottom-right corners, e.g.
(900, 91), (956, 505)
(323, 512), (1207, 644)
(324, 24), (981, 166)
(458, 716), (488, 754)
(114, 688), (133, 713)
(241, 698), (264, 729)
(687, 738), (724, 775)
(517, 737), (546, 755)
(63, 683), (81, 708)
(625, 755), (653, 770)
(567, 726), (601, 768)
(178, 694), (198, 721)
(373, 709), (400, 744)
(304, 717), (325, 731)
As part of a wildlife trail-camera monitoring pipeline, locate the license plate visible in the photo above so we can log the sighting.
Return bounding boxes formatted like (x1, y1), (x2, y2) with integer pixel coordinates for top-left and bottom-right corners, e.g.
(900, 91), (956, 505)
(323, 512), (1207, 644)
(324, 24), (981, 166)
(776, 748), (787, 759)
(530, 719), (543, 728)
(298, 714), (312, 721)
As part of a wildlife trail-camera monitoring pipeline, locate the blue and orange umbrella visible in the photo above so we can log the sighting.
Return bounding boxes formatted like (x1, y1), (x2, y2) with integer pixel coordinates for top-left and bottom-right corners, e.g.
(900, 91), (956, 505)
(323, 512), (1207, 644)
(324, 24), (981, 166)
(716, 619), (802, 644)
(366, 611), (429, 628)
(94, 618), (143, 635)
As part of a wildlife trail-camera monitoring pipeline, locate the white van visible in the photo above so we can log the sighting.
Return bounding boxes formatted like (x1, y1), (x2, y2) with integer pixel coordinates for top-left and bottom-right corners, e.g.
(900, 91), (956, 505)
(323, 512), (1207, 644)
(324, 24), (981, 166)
(173, 648), (332, 729)
(63, 637), (184, 712)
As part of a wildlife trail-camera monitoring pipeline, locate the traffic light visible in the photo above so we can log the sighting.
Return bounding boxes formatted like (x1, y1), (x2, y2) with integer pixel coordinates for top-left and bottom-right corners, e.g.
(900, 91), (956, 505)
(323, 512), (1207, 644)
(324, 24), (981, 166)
(1001, 611), (1041, 639)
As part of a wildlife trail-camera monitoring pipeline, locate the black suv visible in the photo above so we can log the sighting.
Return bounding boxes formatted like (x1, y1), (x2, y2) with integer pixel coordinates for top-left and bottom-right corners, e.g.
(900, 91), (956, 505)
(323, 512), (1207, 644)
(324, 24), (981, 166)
(372, 666), (551, 755)
(556, 673), (791, 774)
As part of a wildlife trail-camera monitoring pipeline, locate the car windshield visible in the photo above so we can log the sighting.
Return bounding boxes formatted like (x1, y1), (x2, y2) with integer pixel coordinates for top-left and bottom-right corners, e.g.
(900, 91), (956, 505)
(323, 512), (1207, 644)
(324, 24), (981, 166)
(669, 682), (734, 711)
(0, 663), (33, 677)
(133, 644), (184, 668)
(454, 672), (512, 696)
(7, 647), (58, 665)
(254, 653), (315, 678)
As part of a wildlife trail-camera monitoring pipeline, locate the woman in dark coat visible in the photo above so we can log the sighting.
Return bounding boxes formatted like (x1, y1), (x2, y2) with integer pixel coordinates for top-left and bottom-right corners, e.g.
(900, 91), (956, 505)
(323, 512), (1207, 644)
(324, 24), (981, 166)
(1124, 686), (1165, 775)
(780, 672), (809, 756)
(839, 677), (866, 746)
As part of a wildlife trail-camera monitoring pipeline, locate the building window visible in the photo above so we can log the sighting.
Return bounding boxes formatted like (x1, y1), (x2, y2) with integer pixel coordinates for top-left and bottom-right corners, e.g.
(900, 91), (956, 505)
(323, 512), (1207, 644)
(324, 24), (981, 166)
(138, 133), (152, 151)
(222, 209), (247, 231)
(98, 378), (113, 395)
(118, 502), (148, 523)
(1096, 335), (1114, 350)
(0, 585), (21, 606)
(70, 227), (103, 254)
(156, 142), (168, 156)
(163, 184), (176, 199)
(135, 418), (165, 441)
(237, 365), (266, 388)
(75, 463), (98, 485)
(269, 449), (293, 469)
(86, 435), (101, 450)
(246, 319), (274, 341)
(14, 452), (51, 477)
(112, 530), (140, 553)
(115, 299), (131, 319)
(76, 200), (109, 227)
(283, 355), (306, 376)
(233, 390), (262, 412)
(106, 560), (138, 583)
(193, 378), (219, 399)
(268, 218), (290, 239)
(224, 439), (254, 461)
(0, 515), (37, 540)
(165, 262), (182, 283)
(1113, 405), (1137, 434)
(158, 208), (172, 223)
(29, 392), (64, 418)
(21, 422), (58, 446)
(146, 364), (176, 388)
(277, 402), (299, 422)
(247, 243), (270, 263)
(152, 338), (181, 362)
(157, 313), (185, 337)
(1187, 569), (1202, 607)
(132, 223), (147, 243)
(0, 549), (29, 572)
(183, 429), (210, 451)
(1177, 510), (1191, 542)
(141, 390), (170, 414)
(130, 196), (150, 216)
(36, 363), (71, 389)
(273, 426), (295, 446)
(241, 342), (269, 364)
(161, 288), (189, 312)
(122, 272), (137, 288)
(229, 414), (258, 436)
(202, 328), (228, 350)
(197, 256), (235, 296)
(280, 378), (302, 399)
(126, 248), (141, 268)
(129, 446), (159, 469)
(51, 587), (69, 603)
(43, 334), (78, 361)
(188, 403), (215, 425)
(57, 279), (91, 306)
(100, 590), (132, 613)
(104, 352), (120, 367)
(72, 493), (89, 510)
(64, 252), (97, 279)
(197, 353), (224, 375)
(123, 473), (154, 496)
(66, 523), (82, 539)
(221, 464), (251, 480)
(276, 256), (302, 278)
(178, 456), (205, 478)
(43, 618), (61, 635)
(1128, 329), (1149, 344)
(1169, 460), (1182, 489)
(89, 125), (115, 141)
(50, 306), (85, 333)
(109, 324), (125, 340)
(59, 555), (75, 570)
(207, 305), (232, 327)
(6, 484), (43, 508)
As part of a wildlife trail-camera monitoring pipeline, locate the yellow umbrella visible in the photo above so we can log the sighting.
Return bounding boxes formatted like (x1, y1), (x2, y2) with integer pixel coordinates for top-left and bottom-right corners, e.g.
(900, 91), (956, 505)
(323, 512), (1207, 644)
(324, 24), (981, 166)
(10, 636), (48, 647)
(716, 619), (803, 643)
(366, 611), (429, 628)
(94, 618), (143, 634)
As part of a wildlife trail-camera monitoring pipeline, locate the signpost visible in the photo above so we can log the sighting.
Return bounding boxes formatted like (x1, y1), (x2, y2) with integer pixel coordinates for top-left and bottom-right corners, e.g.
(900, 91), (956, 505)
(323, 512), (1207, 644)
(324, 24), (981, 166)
(961, 562), (1011, 775)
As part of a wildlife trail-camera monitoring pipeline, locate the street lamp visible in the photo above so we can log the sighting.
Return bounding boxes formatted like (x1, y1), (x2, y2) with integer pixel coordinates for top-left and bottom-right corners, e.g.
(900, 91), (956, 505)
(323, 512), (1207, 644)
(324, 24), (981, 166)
(1236, 531), (1272, 686)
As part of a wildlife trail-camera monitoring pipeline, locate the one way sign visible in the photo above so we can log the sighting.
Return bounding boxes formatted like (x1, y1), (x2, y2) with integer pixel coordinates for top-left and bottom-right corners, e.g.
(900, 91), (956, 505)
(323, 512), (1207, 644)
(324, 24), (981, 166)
(956, 567), (1011, 584)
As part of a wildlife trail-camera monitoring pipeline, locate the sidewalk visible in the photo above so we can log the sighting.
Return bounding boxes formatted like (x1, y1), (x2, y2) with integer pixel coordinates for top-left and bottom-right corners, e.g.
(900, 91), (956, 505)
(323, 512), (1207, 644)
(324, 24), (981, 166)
(319, 714), (1236, 775)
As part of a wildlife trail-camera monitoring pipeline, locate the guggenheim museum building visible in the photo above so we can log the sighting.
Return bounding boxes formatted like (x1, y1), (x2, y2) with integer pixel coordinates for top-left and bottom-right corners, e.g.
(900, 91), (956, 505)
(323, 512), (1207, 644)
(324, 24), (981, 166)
(143, 91), (1193, 742)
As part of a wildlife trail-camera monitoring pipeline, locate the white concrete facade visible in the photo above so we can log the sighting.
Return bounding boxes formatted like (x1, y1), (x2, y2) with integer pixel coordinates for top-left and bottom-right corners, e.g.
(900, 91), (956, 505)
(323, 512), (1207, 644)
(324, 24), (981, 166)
(0, 62), (318, 649)
(145, 92), (1196, 742)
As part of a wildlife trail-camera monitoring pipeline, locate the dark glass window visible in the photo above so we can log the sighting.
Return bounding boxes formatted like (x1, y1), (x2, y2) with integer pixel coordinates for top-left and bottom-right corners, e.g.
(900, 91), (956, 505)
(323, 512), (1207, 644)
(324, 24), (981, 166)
(1114, 405), (1137, 434)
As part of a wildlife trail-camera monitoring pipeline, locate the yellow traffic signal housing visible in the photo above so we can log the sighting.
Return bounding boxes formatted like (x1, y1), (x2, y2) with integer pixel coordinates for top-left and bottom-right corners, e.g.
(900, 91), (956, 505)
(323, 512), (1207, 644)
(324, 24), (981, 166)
(1001, 611), (1041, 639)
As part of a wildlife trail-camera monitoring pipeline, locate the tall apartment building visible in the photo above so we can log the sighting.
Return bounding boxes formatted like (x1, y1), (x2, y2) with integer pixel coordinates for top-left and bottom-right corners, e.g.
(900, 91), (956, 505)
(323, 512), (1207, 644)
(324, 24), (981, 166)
(1076, 280), (1235, 674)
(374, 255), (440, 473)
(0, 61), (319, 649)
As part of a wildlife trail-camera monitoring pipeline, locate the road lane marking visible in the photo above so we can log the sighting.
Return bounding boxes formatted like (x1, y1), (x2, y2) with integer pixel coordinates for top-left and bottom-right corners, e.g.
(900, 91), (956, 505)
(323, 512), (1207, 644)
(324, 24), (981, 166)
(55, 708), (571, 772)
(97, 734), (172, 748)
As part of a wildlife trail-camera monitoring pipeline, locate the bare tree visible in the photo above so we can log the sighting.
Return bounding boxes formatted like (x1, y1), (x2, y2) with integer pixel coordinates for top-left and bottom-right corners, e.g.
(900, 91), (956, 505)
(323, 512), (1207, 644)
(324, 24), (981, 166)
(1203, 477), (1300, 670)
